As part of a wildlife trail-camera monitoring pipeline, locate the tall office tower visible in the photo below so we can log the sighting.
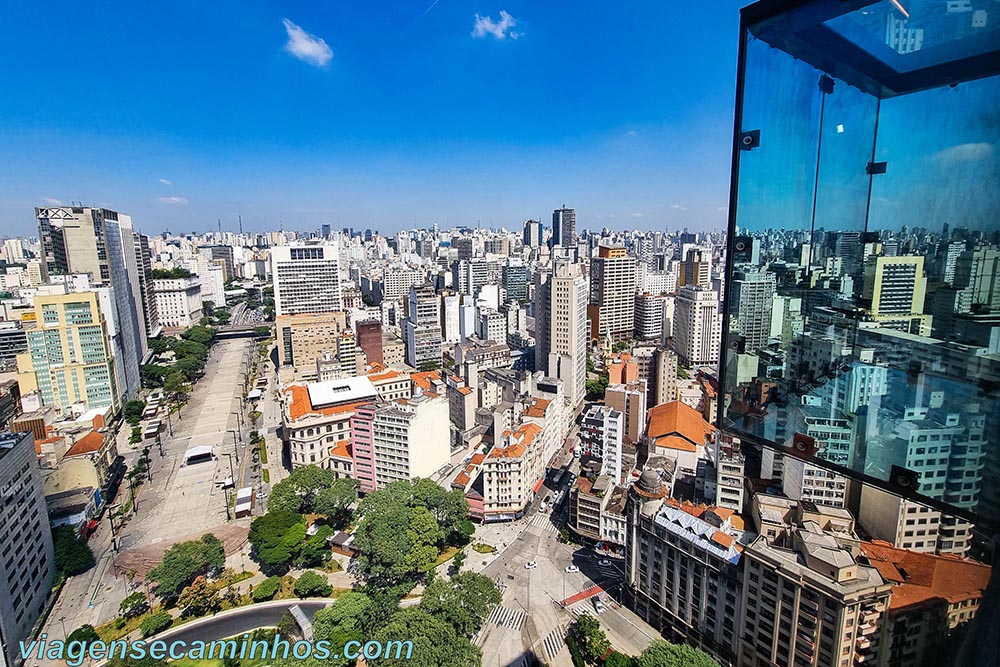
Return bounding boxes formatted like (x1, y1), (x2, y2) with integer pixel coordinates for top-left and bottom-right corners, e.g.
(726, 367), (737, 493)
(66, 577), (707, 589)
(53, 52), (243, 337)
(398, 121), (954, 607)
(861, 255), (931, 336)
(739, 521), (891, 667)
(502, 259), (529, 302)
(680, 248), (711, 288)
(355, 320), (383, 365)
(453, 236), (475, 261)
(552, 206), (577, 248)
(953, 247), (1000, 312)
(403, 285), (443, 370)
(321, 223), (331, 239)
(452, 259), (498, 297)
(653, 347), (679, 406)
(533, 263), (588, 408)
(522, 219), (543, 248)
(672, 286), (721, 367)
(624, 471), (743, 665)
(1, 239), (25, 264)
(588, 244), (637, 342)
(934, 241), (965, 285)
(198, 245), (236, 281)
(0, 431), (56, 667)
(271, 245), (343, 316)
(17, 292), (121, 413)
(731, 269), (776, 351)
(605, 381), (647, 444)
(133, 233), (160, 337)
(635, 293), (666, 341)
(36, 206), (147, 400)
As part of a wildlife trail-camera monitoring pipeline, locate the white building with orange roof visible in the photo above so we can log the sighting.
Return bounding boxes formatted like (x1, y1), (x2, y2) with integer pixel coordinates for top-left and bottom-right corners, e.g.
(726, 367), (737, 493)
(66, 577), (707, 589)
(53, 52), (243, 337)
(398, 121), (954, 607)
(281, 376), (379, 469)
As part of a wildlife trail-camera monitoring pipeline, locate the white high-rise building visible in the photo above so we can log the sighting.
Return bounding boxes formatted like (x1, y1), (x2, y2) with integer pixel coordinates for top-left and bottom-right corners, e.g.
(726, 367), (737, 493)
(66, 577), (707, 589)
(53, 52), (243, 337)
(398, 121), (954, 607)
(731, 269), (776, 351)
(403, 285), (442, 370)
(672, 286), (721, 367)
(534, 262), (588, 408)
(271, 244), (343, 316)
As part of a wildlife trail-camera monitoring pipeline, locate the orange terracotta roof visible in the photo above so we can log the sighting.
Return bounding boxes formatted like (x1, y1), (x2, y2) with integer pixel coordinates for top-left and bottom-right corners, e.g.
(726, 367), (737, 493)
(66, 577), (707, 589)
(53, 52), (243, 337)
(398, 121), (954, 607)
(469, 453), (486, 465)
(368, 369), (404, 383)
(860, 542), (991, 610)
(329, 440), (352, 460)
(646, 401), (714, 448)
(457, 386), (473, 395)
(453, 471), (471, 487)
(367, 361), (387, 373)
(450, 375), (463, 383)
(575, 477), (594, 493)
(284, 385), (369, 421)
(488, 442), (527, 459)
(654, 435), (698, 452)
(64, 431), (104, 457)
(711, 531), (734, 548)
(525, 398), (550, 418)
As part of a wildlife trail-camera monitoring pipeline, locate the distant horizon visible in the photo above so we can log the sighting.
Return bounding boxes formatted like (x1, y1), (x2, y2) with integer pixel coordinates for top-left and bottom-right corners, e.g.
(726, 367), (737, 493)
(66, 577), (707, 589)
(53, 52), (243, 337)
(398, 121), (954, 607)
(0, 2), (743, 237)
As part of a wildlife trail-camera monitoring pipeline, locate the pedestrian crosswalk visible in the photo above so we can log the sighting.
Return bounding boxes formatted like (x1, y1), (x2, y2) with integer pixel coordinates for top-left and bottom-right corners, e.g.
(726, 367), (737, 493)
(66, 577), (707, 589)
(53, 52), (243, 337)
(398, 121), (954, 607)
(541, 624), (568, 661)
(527, 514), (560, 532)
(485, 604), (527, 631)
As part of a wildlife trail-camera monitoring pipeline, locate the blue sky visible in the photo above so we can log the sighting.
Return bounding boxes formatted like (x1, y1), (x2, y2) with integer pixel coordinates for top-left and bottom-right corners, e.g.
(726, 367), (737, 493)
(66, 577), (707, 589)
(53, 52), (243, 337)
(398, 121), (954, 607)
(0, 1), (744, 237)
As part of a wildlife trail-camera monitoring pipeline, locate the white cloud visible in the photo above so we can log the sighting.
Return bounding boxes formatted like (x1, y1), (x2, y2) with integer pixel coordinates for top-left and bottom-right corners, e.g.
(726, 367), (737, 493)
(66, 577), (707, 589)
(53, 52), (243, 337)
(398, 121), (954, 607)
(933, 142), (993, 164)
(159, 178), (173, 186)
(156, 196), (188, 205)
(670, 204), (688, 211)
(630, 212), (645, 218)
(42, 198), (62, 205)
(625, 130), (638, 137)
(472, 10), (519, 40)
(282, 18), (333, 68)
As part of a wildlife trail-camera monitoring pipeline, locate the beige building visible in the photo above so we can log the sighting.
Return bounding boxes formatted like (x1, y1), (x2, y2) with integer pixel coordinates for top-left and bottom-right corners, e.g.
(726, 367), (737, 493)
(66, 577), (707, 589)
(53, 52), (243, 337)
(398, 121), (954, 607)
(17, 291), (121, 413)
(862, 255), (932, 336)
(281, 375), (379, 469)
(153, 276), (203, 329)
(276, 312), (348, 371)
(588, 244), (637, 342)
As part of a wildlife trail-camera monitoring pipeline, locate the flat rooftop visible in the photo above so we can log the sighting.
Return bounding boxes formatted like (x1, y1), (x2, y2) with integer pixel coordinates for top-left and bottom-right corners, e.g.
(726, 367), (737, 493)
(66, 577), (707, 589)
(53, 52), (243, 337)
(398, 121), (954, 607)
(307, 376), (379, 408)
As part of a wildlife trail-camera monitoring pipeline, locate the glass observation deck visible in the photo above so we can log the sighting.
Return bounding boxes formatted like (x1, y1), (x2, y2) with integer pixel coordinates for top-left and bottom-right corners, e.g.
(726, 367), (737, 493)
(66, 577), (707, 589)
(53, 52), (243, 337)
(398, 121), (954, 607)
(720, 0), (1000, 537)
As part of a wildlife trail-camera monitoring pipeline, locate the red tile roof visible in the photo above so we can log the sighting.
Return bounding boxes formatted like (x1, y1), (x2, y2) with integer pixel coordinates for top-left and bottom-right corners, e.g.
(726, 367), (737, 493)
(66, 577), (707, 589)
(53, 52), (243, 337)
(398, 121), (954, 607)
(64, 431), (104, 457)
(860, 541), (991, 610)
(646, 401), (714, 449)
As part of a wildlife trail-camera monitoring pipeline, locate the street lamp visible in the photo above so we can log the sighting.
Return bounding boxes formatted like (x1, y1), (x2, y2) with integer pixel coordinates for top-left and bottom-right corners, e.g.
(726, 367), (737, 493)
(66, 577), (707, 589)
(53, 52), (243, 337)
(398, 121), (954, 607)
(230, 411), (244, 432)
(227, 429), (241, 462)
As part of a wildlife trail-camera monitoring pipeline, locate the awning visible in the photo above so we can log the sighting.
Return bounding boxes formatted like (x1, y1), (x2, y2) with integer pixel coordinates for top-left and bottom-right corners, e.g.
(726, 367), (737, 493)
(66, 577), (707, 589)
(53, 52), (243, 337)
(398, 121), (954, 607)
(184, 445), (213, 462)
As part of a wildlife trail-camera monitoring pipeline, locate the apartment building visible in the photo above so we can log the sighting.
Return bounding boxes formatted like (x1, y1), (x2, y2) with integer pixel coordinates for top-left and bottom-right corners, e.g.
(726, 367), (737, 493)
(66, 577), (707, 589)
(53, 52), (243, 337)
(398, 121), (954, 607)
(272, 244), (343, 316)
(588, 244), (637, 342)
(403, 285), (443, 370)
(533, 262), (588, 408)
(579, 404), (625, 482)
(276, 312), (348, 370)
(673, 286), (721, 367)
(152, 276), (203, 329)
(625, 470), (744, 664)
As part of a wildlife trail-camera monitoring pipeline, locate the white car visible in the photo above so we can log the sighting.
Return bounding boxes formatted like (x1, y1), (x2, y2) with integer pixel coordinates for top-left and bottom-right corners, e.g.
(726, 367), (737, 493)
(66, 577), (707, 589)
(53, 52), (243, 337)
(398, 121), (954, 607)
(256, 492), (268, 499)
(565, 565), (580, 573)
(524, 561), (538, 570)
(593, 598), (607, 613)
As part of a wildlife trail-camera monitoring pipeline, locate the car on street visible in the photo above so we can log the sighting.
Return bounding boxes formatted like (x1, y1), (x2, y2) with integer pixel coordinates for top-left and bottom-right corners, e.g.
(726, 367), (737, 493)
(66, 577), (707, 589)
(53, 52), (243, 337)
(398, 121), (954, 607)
(524, 561), (537, 569)
(565, 565), (579, 573)
(256, 492), (267, 499)
(593, 597), (607, 613)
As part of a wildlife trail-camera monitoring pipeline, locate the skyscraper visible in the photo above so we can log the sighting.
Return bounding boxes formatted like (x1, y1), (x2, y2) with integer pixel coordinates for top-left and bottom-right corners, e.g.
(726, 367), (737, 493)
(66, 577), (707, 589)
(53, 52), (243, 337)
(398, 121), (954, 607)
(672, 286), (721, 367)
(522, 219), (542, 248)
(36, 206), (147, 400)
(588, 244), (637, 342)
(271, 244), (343, 316)
(551, 206), (576, 248)
(403, 285), (443, 370)
(534, 262), (587, 408)
(0, 431), (56, 667)
(731, 269), (776, 351)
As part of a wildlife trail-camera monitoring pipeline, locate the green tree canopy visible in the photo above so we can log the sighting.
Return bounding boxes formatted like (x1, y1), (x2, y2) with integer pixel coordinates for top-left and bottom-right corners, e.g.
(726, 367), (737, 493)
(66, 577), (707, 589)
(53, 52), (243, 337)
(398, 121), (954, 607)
(293, 570), (332, 598)
(152, 268), (192, 279)
(368, 608), (481, 667)
(66, 624), (100, 647)
(267, 465), (338, 514)
(147, 534), (225, 598)
(251, 576), (282, 602)
(119, 591), (149, 619)
(419, 572), (502, 638)
(177, 576), (221, 617)
(163, 371), (188, 398)
(605, 652), (635, 667)
(181, 325), (216, 346)
(123, 399), (146, 425)
(312, 591), (373, 644)
(139, 611), (173, 638)
(636, 641), (718, 667)
(568, 615), (611, 664)
(247, 510), (307, 573)
(52, 525), (96, 575)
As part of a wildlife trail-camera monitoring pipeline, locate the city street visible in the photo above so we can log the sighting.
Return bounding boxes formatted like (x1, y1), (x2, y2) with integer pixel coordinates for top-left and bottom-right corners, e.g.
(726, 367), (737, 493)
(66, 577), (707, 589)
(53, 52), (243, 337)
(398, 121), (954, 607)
(39, 338), (257, 647)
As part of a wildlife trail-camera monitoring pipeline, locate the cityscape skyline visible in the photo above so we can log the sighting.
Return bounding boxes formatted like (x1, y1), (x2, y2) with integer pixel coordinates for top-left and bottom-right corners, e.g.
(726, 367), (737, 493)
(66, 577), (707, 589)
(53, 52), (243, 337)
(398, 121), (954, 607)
(0, 1), (744, 237)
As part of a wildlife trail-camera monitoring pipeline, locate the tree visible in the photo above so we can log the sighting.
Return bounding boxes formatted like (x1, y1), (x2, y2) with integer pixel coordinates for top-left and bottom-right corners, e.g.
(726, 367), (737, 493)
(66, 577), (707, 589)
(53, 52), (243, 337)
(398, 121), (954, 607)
(419, 572), (501, 637)
(66, 624), (100, 647)
(293, 570), (332, 598)
(147, 338), (171, 355)
(636, 641), (718, 667)
(163, 372), (188, 399)
(177, 576), (221, 616)
(175, 355), (206, 381)
(181, 325), (216, 347)
(202, 301), (216, 317)
(247, 510), (307, 573)
(119, 591), (149, 619)
(369, 608), (480, 667)
(52, 526), (95, 575)
(267, 465), (338, 515)
(147, 534), (225, 598)
(139, 611), (173, 638)
(312, 591), (372, 644)
(605, 652), (635, 667)
(313, 478), (359, 526)
(123, 399), (146, 425)
(568, 615), (611, 664)
(251, 576), (282, 602)
(151, 268), (192, 279)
